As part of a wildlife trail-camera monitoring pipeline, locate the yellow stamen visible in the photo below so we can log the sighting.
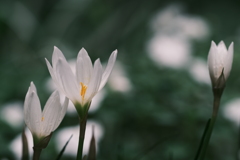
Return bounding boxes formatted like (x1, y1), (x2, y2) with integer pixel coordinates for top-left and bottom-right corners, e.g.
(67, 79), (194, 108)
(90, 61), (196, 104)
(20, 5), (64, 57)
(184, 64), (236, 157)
(41, 117), (44, 121)
(80, 82), (87, 99)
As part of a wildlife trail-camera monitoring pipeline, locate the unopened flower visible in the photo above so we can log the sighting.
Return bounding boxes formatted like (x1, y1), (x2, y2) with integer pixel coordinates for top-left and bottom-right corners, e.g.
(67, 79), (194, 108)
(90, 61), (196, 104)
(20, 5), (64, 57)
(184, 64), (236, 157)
(24, 82), (68, 146)
(208, 41), (234, 89)
(45, 47), (117, 117)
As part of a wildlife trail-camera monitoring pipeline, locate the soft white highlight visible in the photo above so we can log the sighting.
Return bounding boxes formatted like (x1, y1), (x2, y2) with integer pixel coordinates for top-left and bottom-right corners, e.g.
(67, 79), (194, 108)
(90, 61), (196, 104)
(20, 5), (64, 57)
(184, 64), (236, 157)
(224, 98), (240, 125)
(147, 4), (209, 69)
(148, 35), (191, 68)
(151, 4), (209, 41)
(108, 62), (132, 92)
(189, 58), (211, 84)
(1, 101), (23, 128)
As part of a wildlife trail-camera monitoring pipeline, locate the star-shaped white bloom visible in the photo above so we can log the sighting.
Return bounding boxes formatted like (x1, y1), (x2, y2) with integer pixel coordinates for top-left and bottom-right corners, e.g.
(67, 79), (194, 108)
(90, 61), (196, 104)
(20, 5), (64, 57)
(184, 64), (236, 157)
(24, 82), (68, 141)
(45, 47), (117, 108)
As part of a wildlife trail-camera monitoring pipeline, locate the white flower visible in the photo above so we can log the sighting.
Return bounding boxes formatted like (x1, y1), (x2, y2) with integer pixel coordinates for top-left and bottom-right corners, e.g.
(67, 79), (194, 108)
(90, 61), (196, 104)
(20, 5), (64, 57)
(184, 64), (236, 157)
(208, 41), (234, 87)
(24, 82), (69, 140)
(45, 47), (117, 107)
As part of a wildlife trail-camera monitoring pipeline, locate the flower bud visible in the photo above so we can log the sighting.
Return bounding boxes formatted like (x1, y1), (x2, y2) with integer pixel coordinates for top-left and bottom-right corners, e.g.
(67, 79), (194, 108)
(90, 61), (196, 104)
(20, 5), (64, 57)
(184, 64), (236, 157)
(208, 41), (234, 89)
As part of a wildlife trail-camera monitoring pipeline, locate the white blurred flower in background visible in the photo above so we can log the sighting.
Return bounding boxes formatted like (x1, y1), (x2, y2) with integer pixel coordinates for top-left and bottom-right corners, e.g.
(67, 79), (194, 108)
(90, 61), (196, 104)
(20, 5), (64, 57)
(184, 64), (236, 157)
(148, 35), (191, 68)
(189, 58), (211, 84)
(1, 101), (23, 128)
(108, 62), (132, 93)
(147, 4), (212, 86)
(150, 4), (209, 40)
(147, 4), (209, 69)
(224, 98), (240, 125)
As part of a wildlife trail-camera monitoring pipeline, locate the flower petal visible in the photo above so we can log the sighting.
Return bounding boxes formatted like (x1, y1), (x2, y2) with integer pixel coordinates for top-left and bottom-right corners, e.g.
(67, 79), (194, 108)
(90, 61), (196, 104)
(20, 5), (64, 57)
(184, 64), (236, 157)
(217, 41), (228, 54)
(53, 96), (69, 130)
(217, 41), (228, 64)
(84, 59), (103, 103)
(208, 41), (218, 80)
(99, 50), (117, 91)
(45, 58), (65, 94)
(41, 91), (62, 136)
(76, 48), (93, 84)
(224, 42), (234, 79)
(24, 82), (42, 137)
(52, 46), (68, 69)
(56, 58), (80, 103)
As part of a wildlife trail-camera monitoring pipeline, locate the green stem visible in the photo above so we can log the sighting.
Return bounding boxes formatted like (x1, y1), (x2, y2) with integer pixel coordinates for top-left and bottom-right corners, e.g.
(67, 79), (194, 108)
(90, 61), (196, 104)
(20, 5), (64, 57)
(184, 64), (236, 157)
(76, 116), (87, 160)
(32, 147), (42, 160)
(198, 95), (221, 160)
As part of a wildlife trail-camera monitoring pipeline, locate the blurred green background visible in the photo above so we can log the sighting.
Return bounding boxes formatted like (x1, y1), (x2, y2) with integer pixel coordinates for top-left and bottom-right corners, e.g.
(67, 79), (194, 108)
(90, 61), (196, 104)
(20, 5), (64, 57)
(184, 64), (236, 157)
(1, 0), (240, 159)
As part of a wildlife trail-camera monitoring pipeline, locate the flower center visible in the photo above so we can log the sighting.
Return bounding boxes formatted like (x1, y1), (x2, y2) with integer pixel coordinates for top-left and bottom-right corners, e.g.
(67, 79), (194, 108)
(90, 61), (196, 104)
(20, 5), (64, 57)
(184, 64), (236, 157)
(41, 117), (44, 121)
(80, 82), (87, 99)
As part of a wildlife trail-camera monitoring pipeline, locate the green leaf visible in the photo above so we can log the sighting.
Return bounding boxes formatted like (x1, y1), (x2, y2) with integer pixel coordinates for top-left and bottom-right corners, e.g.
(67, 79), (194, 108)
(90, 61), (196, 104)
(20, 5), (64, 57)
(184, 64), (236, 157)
(55, 134), (73, 160)
(194, 119), (211, 160)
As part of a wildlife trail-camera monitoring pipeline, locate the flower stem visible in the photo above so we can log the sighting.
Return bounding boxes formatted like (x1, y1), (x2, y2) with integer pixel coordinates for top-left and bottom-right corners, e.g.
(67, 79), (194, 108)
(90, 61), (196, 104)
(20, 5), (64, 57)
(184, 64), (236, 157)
(198, 95), (221, 160)
(76, 116), (87, 160)
(32, 147), (42, 160)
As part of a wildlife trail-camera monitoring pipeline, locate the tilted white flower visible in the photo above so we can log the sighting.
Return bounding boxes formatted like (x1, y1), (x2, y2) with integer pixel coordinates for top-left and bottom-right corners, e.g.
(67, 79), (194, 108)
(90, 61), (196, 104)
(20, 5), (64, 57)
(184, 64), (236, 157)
(208, 41), (234, 87)
(24, 82), (69, 141)
(45, 47), (117, 108)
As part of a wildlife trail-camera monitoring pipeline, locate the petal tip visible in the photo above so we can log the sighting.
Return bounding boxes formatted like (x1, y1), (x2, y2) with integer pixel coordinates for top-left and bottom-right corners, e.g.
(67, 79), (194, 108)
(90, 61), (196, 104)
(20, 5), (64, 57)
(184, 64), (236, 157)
(78, 48), (89, 58)
(218, 40), (225, 46)
(113, 49), (118, 55)
(45, 58), (50, 64)
(211, 41), (216, 46)
(80, 48), (88, 55)
(54, 46), (59, 50)
(53, 46), (63, 56)
(95, 58), (101, 64)
(228, 42), (234, 53)
(80, 47), (86, 51)
(30, 82), (36, 90)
